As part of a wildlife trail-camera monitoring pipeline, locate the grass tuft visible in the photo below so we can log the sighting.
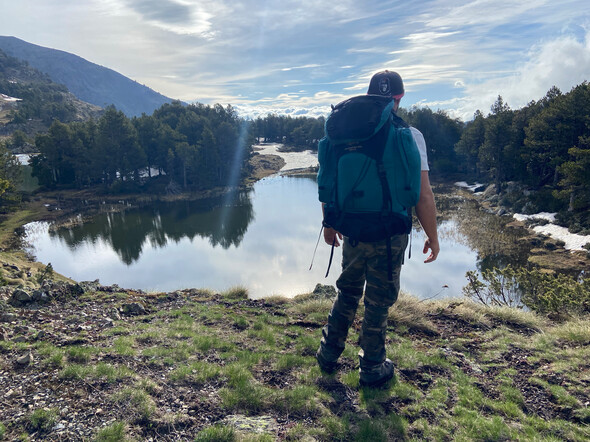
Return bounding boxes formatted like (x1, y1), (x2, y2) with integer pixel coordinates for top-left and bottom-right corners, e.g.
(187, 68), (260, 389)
(223, 286), (249, 300)
(483, 305), (546, 331)
(263, 294), (290, 305)
(194, 424), (236, 442)
(94, 421), (127, 441)
(548, 319), (590, 343)
(389, 292), (438, 333)
(27, 408), (58, 432)
(113, 387), (156, 421)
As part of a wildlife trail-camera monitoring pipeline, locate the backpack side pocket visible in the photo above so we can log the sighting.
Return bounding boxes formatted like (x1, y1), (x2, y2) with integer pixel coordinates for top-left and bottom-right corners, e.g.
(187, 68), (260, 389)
(317, 137), (336, 203)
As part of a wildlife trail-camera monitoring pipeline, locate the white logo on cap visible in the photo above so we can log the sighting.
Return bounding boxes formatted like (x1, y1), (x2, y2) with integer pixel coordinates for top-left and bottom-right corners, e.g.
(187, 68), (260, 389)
(379, 78), (390, 94)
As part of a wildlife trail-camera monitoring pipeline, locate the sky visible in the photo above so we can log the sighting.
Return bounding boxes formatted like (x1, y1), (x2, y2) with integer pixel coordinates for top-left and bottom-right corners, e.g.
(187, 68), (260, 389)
(1, 0), (589, 121)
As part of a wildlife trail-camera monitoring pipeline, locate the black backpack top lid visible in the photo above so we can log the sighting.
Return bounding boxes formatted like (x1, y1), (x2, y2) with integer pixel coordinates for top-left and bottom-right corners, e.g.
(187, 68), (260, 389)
(326, 94), (395, 143)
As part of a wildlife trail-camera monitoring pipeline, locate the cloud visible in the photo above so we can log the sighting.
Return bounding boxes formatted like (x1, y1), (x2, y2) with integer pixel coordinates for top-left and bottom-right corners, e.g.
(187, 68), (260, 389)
(119, 0), (219, 37)
(281, 64), (323, 72)
(126, 0), (193, 25)
(2, 0), (588, 121)
(419, 29), (590, 121)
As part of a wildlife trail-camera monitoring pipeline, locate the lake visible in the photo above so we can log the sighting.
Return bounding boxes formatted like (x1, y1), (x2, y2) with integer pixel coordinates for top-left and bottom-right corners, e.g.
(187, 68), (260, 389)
(23, 147), (532, 300)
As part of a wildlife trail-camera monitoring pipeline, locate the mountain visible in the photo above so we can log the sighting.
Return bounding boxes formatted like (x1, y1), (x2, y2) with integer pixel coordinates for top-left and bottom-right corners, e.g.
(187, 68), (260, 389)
(0, 36), (174, 117)
(0, 48), (103, 140)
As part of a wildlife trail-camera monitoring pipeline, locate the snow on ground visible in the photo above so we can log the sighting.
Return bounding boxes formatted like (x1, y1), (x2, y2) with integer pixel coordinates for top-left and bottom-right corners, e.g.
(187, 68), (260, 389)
(254, 143), (318, 171)
(532, 224), (590, 251)
(0, 93), (22, 103)
(454, 181), (484, 192)
(513, 212), (557, 223)
(513, 212), (590, 251)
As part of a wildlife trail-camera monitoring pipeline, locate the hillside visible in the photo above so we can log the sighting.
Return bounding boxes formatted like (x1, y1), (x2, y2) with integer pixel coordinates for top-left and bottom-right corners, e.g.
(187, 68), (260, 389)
(0, 49), (102, 140)
(0, 36), (174, 118)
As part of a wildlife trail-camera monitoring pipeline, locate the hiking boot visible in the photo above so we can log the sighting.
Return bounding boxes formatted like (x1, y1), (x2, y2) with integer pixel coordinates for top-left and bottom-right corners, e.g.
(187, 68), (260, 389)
(359, 358), (394, 387)
(315, 349), (338, 374)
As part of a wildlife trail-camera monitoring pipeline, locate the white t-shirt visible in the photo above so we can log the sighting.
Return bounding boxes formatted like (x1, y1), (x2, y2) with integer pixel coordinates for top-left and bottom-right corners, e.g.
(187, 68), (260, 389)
(410, 127), (429, 171)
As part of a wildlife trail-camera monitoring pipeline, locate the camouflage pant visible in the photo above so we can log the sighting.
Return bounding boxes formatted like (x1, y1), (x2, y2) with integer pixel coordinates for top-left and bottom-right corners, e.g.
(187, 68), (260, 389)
(319, 234), (408, 371)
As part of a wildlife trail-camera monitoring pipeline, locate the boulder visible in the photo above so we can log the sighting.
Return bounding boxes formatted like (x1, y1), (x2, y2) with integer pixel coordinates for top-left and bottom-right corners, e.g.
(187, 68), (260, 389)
(32, 290), (50, 304)
(0, 312), (16, 323)
(16, 351), (34, 366)
(9, 289), (32, 307)
(41, 281), (84, 299)
(311, 283), (337, 299)
(481, 184), (497, 199)
(121, 302), (147, 316)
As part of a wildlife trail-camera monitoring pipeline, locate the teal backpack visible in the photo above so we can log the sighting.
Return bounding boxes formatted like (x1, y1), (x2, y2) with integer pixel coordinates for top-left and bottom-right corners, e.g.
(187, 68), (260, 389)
(318, 94), (422, 244)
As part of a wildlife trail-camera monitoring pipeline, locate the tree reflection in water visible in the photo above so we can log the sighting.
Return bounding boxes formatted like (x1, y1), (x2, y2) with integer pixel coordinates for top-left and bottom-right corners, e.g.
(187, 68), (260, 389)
(50, 190), (254, 265)
(436, 191), (533, 273)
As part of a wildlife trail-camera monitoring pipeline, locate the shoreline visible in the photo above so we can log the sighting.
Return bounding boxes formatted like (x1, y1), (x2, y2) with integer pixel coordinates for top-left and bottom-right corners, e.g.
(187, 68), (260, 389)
(1, 165), (588, 295)
(454, 181), (590, 275)
(0, 152), (288, 287)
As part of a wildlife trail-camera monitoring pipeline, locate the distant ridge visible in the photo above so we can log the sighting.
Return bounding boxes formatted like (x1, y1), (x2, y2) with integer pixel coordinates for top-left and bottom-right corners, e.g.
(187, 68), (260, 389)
(0, 36), (175, 117)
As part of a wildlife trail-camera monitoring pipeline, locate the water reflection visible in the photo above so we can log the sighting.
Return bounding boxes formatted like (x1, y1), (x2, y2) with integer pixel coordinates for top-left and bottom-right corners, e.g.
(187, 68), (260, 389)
(442, 194), (532, 272)
(24, 178), (535, 299)
(50, 191), (254, 265)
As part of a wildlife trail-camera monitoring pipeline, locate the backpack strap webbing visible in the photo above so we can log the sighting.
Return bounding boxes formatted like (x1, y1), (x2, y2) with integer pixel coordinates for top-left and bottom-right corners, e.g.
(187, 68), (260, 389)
(325, 235), (336, 278)
(386, 236), (393, 286)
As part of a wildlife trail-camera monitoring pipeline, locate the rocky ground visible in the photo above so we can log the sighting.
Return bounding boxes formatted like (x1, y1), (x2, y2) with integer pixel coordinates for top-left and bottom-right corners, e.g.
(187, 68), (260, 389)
(0, 279), (589, 441)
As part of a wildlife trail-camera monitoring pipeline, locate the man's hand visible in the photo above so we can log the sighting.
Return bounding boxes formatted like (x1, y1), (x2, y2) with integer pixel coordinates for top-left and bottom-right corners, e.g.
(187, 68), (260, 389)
(423, 238), (440, 263)
(324, 227), (343, 247)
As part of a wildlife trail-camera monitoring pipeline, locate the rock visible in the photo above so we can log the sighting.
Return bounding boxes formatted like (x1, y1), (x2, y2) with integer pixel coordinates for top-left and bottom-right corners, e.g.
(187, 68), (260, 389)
(42, 281), (84, 299)
(108, 308), (121, 320)
(9, 289), (33, 307)
(121, 302), (146, 316)
(3, 263), (19, 271)
(312, 283), (337, 299)
(0, 312), (16, 323)
(16, 352), (34, 365)
(482, 184), (497, 199)
(98, 318), (114, 328)
(13, 336), (27, 343)
(79, 279), (101, 292)
(223, 414), (279, 435)
(32, 290), (50, 304)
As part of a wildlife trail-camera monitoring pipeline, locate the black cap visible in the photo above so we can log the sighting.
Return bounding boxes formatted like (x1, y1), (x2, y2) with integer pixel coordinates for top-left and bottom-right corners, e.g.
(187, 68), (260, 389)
(367, 70), (404, 99)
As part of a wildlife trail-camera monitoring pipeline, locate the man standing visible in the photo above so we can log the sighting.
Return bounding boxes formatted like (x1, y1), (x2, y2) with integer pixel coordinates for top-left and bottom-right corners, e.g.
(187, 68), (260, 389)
(316, 70), (439, 387)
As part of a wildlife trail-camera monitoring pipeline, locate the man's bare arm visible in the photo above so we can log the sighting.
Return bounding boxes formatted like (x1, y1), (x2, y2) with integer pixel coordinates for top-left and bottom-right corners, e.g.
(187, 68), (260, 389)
(415, 171), (439, 263)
